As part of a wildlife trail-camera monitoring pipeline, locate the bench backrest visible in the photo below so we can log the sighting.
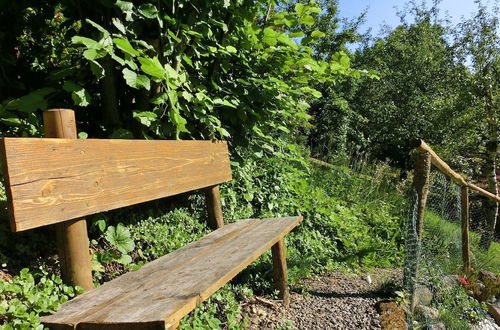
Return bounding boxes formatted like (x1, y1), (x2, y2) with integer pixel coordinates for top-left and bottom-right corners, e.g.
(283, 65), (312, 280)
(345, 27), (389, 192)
(0, 138), (231, 232)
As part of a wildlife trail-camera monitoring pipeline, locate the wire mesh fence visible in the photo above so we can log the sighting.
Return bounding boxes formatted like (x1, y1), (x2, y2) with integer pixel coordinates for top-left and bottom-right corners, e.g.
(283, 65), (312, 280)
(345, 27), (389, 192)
(404, 169), (500, 328)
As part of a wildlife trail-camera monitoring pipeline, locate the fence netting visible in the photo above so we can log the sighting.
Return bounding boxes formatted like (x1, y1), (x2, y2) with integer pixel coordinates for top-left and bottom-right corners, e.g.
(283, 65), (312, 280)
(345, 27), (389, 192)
(403, 170), (500, 329)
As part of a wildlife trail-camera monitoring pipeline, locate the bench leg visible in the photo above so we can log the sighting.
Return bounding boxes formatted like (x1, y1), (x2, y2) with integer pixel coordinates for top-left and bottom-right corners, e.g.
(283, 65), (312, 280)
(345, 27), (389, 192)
(271, 238), (290, 306)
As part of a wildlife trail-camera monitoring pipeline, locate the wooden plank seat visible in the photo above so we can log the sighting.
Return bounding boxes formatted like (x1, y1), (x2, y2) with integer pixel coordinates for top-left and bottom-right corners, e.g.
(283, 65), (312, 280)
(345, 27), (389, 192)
(0, 109), (303, 329)
(41, 217), (302, 329)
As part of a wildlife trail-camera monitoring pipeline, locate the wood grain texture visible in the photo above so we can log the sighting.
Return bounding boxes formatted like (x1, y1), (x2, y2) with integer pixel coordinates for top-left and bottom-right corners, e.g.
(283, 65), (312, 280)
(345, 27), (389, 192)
(271, 238), (290, 306)
(42, 216), (303, 329)
(205, 185), (224, 229)
(43, 109), (93, 292)
(0, 138), (232, 232)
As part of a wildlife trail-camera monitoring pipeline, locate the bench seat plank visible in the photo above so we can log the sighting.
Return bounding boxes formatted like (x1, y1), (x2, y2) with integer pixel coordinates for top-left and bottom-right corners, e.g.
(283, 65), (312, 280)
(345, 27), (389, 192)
(42, 216), (302, 329)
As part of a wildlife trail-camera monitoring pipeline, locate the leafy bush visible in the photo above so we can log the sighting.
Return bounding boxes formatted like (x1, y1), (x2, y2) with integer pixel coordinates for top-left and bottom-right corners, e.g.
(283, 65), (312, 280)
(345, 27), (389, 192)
(0, 268), (81, 329)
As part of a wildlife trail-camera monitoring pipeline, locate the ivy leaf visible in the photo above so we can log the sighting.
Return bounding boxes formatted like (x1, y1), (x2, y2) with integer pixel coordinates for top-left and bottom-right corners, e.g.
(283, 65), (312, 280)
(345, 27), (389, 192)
(63, 81), (91, 107)
(113, 38), (140, 57)
(122, 68), (151, 90)
(138, 56), (165, 79)
(138, 4), (158, 19)
(104, 224), (135, 254)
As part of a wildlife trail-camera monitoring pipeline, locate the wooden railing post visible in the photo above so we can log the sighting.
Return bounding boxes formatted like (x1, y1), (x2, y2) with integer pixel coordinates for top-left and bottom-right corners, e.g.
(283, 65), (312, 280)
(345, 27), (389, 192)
(205, 185), (224, 229)
(43, 109), (93, 291)
(414, 151), (432, 240)
(461, 186), (471, 272)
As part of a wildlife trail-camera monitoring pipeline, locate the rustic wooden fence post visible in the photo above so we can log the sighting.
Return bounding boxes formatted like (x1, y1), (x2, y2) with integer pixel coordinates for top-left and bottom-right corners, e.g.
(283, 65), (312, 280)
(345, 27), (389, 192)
(205, 185), (224, 229)
(414, 151), (432, 240)
(43, 109), (93, 291)
(461, 185), (471, 272)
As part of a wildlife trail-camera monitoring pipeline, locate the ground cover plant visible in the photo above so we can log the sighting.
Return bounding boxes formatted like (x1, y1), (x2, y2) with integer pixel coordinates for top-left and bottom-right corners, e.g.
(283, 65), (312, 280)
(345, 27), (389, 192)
(0, 150), (407, 329)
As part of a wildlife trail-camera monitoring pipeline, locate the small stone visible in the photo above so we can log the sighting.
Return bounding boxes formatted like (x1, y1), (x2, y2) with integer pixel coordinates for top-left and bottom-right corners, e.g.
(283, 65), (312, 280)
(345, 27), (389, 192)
(415, 285), (433, 306)
(430, 322), (446, 330)
(415, 305), (439, 320)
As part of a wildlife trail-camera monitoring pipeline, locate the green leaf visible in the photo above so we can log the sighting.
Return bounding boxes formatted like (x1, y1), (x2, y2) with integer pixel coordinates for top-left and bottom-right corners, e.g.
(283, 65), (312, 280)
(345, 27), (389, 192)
(226, 46), (237, 53)
(90, 60), (105, 79)
(111, 18), (126, 34)
(138, 57), (165, 79)
(295, 3), (306, 16)
(63, 81), (91, 107)
(262, 28), (278, 46)
(71, 36), (99, 49)
(133, 111), (157, 127)
(78, 132), (88, 139)
(85, 19), (110, 37)
(122, 68), (151, 90)
(113, 38), (140, 57)
(17, 88), (55, 112)
(311, 30), (326, 38)
(299, 15), (315, 25)
(105, 223), (135, 254)
(138, 4), (158, 19)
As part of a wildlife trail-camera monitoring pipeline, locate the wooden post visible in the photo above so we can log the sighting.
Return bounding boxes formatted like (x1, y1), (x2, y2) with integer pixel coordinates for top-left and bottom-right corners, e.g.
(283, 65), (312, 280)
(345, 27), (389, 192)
(271, 238), (290, 306)
(414, 151), (432, 240)
(461, 186), (471, 272)
(43, 109), (93, 291)
(205, 185), (224, 229)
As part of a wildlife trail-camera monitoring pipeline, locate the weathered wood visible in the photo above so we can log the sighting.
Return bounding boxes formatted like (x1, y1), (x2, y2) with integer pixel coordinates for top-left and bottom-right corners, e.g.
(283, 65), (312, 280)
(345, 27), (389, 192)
(205, 185), (224, 229)
(414, 139), (467, 186)
(43, 109), (93, 292)
(271, 238), (290, 306)
(42, 216), (303, 329)
(461, 186), (471, 272)
(414, 151), (431, 240)
(414, 139), (500, 203)
(0, 138), (232, 232)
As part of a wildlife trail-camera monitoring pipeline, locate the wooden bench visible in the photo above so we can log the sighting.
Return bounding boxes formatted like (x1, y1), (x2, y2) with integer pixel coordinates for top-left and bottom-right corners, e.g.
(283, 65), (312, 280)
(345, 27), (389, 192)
(0, 109), (303, 329)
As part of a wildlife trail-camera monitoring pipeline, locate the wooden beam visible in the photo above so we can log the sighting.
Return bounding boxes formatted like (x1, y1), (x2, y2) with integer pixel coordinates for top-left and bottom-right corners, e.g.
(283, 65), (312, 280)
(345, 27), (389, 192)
(43, 109), (93, 292)
(413, 139), (467, 186)
(413, 139), (500, 203)
(205, 185), (224, 229)
(271, 238), (290, 306)
(0, 138), (232, 232)
(461, 186), (471, 272)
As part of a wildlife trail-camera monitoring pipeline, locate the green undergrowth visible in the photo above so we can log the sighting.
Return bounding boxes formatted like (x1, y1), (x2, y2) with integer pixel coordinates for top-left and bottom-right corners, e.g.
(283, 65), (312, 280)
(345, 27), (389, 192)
(424, 211), (500, 275)
(0, 151), (407, 328)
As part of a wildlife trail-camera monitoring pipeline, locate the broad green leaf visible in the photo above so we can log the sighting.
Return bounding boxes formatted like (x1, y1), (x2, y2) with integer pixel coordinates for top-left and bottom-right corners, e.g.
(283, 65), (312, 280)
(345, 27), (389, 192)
(105, 224), (135, 254)
(311, 30), (326, 38)
(299, 15), (315, 25)
(226, 46), (237, 53)
(71, 36), (99, 49)
(113, 38), (140, 56)
(78, 132), (88, 139)
(295, 3), (306, 16)
(122, 68), (151, 90)
(63, 81), (91, 107)
(133, 111), (157, 127)
(138, 57), (165, 79)
(17, 88), (55, 112)
(262, 28), (278, 46)
(138, 3), (158, 19)
(90, 60), (105, 79)
(85, 19), (110, 37)
(112, 17), (126, 34)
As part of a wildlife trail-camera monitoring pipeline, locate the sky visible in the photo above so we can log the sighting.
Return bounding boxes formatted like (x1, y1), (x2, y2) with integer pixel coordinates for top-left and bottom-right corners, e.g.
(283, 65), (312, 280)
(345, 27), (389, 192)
(337, 0), (498, 37)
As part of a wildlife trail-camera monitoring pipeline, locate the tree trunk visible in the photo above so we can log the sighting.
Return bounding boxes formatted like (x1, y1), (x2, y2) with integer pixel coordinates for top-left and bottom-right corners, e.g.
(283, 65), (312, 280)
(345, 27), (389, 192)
(99, 55), (121, 129)
(479, 64), (498, 250)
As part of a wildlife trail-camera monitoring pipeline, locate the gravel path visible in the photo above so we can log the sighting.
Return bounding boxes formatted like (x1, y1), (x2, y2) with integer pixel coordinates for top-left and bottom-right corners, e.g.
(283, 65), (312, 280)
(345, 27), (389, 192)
(241, 269), (402, 329)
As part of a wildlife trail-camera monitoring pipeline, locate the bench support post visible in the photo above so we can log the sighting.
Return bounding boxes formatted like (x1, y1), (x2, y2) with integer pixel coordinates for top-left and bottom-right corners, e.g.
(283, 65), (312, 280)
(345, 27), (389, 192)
(271, 238), (290, 306)
(205, 185), (224, 229)
(44, 109), (93, 291)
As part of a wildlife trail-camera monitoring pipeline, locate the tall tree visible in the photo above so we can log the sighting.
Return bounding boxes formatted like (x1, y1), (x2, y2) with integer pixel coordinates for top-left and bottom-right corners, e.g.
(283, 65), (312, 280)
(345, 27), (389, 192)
(454, 1), (499, 249)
